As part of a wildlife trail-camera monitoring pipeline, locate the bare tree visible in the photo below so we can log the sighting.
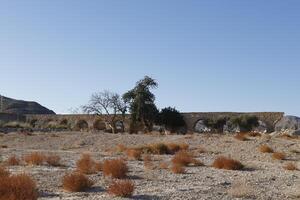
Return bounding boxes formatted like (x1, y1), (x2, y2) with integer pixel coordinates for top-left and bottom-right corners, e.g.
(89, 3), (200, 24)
(82, 90), (127, 133)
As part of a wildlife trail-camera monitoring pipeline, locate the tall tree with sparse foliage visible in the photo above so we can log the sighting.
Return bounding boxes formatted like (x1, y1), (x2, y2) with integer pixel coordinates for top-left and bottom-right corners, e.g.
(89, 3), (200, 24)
(123, 76), (159, 133)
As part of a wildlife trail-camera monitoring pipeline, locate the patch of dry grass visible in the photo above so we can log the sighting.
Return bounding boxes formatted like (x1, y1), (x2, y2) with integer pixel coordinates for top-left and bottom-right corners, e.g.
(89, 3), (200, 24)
(0, 173), (38, 200)
(126, 148), (142, 160)
(259, 145), (274, 153)
(6, 155), (20, 166)
(159, 162), (169, 169)
(0, 166), (10, 177)
(143, 155), (155, 170)
(103, 159), (128, 179)
(212, 156), (244, 170)
(234, 133), (248, 141)
(108, 180), (135, 197)
(272, 152), (286, 160)
(62, 172), (94, 192)
(76, 154), (99, 174)
(171, 164), (186, 174)
(247, 132), (261, 137)
(283, 162), (297, 171)
(45, 154), (61, 167)
(24, 152), (46, 165)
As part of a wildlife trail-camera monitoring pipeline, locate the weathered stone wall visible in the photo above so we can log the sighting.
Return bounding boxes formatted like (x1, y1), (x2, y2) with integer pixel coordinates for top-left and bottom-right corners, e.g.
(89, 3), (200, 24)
(26, 112), (284, 132)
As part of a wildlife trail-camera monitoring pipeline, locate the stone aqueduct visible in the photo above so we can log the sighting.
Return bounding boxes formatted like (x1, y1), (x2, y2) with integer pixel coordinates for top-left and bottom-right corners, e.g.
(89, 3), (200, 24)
(24, 112), (285, 132)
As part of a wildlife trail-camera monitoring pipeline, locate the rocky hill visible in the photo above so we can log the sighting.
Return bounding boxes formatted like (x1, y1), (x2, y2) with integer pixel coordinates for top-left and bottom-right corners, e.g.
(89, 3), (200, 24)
(0, 96), (55, 115)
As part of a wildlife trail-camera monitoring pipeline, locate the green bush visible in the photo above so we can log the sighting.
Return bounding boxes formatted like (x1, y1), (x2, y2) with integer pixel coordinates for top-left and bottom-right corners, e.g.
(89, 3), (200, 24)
(203, 117), (228, 132)
(157, 107), (185, 132)
(230, 115), (259, 131)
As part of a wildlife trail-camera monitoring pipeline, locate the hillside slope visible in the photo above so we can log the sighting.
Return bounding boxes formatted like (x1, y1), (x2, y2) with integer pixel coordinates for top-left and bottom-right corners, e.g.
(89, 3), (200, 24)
(0, 96), (55, 115)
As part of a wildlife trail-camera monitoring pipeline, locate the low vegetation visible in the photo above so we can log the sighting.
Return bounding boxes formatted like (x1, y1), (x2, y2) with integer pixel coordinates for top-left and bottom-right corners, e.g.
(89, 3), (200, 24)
(45, 154), (61, 167)
(0, 173), (38, 200)
(283, 162), (297, 171)
(126, 148), (142, 160)
(76, 154), (100, 174)
(103, 159), (128, 179)
(212, 156), (244, 170)
(24, 152), (46, 165)
(272, 152), (286, 160)
(108, 180), (135, 198)
(171, 150), (203, 167)
(6, 155), (20, 166)
(171, 164), (186, 174)
(259, 145), (274, 153)
(234, 133), (248, 141)
(62, 172), (94, 192)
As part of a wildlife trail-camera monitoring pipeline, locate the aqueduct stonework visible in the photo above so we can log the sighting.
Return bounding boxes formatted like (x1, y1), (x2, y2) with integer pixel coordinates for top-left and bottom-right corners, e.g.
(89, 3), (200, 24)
(23, 112), (284, 132)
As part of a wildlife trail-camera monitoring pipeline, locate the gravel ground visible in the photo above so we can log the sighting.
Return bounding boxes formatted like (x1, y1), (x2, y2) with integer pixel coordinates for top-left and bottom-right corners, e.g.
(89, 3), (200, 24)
(0, 131), (300, 200)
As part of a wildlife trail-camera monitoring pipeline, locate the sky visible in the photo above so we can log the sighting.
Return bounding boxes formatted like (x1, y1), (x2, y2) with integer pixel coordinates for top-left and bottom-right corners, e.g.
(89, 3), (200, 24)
(0, 0), (299, 116)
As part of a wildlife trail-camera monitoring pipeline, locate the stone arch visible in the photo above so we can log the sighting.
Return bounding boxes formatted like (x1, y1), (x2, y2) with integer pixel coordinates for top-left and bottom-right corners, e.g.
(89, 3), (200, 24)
(194, 119), (211, 133)
(93, 119), (106, 130)
(74, 119), (89, 131)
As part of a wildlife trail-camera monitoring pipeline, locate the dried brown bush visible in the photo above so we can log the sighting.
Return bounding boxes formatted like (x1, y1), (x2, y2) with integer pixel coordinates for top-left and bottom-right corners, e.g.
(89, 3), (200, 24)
(171, 164), (186, 174)
(149, 143), (169, 154)
(0, 173), (38, 200)
(115, 144), (127, 153)
(45, 154), (61, 167)
(6, 155), (20, 166)
(234, 133), (248, 141)
(171, 150), (194, 166)
(62, 172), (94, 192)
(259, 145), (273, 153)
(247, 132), (261, 137)
(0, 166), (10, 177)
(76, 154), (98, 174)
(103, 159), (128, 179)
(94, 161), (103, 171)
(272, 152), (286, 160)
(283, 162), (297, 171)
(108, 180), (134, 197)
(24, 152), (45, 165)
(178, 143), (189, 150)
(143, 154), (154, 170)
(126, 149), (142, 160)
(212, 156), (244, 170)
(159, 162), (169, 169)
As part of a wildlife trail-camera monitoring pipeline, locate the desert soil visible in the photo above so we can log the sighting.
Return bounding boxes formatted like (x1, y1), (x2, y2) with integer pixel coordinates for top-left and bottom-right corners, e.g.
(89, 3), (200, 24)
(0, 131), (299, 200)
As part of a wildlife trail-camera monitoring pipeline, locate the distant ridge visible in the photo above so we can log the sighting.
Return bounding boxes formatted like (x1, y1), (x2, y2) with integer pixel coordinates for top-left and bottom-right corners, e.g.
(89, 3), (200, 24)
(0, 95), (55, 115)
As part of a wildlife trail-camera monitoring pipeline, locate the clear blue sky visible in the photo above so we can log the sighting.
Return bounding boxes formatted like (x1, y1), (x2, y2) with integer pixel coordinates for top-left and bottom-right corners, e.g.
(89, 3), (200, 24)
(0, 0), (299, 116)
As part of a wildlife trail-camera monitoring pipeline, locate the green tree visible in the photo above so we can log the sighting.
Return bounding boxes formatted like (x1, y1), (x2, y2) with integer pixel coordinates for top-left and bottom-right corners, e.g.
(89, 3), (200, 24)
(157, 107), (185, 133)
(123, 76), (159, 133)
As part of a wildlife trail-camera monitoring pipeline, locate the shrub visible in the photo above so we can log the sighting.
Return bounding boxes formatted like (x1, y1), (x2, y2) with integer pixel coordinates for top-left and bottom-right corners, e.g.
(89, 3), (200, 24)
(76, 154), (98, 174)
(272, 152), (286, 160)
(230, 115), (259, 132)
(156, 107), (186, 132)
(0, 166), (10, 177)
(149, 143), (169, 154)
(74, 120), (88, 131)
(6, 155), (20, 166)
(171, 164), (185, 174)
(234, 133), (248, 141)
(203, 117), (228, 132)
(283, 162), (297, 171)
(108, 180), (134, 197)
(126, 149), (142, 160)
(45, 154), (61, 167)
(94, 161), (103, 171)
(171, 150), (194, 166)
(0, 173), (38, 200)
(115, 144), (127, 153)
(24, 152), (45, 165)
(259, 145), (273, 153)
(159, 162), (169, 169)
(62, 172), (94, 192)
(212, 156), (244, 170)
(103, 159), (128, 179)
(247, 132), (261, 137)
(143, 155), (154, 170)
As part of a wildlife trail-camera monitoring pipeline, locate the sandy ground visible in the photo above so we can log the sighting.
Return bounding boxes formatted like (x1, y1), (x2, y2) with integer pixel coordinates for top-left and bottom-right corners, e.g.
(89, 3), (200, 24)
(0, 131), (300, 200)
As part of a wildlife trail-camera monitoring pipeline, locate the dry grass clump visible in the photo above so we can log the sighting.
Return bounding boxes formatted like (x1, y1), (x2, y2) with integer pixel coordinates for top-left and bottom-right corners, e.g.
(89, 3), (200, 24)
(247, 132), (261, 137)
(62, 172), (94, 192)
(234, 133), (248, 141)
(24, 152), (46, 165)
(283, 162), (298, 171)
(171, 150), (202, 167)
(103, 159), (128, 179)
(6, 155), (20, 166)
(76, 154), (100, 174)
(259, 145), (274, 153)
(272, 152), (286, 160)
(143, 155), (155, 170)
(115, 144), (127, 153)
(0, 166), (10, 177)
(126, 148), (142, 160)
(212, 156), (244, 170)
(159, 162), (169, 169)
(132, 142), (189, 155)
(108, 180), (134, 197)
(45, 154), (61, 167)
(0, 173), (38, 200)
(171, 164), (186, 174)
